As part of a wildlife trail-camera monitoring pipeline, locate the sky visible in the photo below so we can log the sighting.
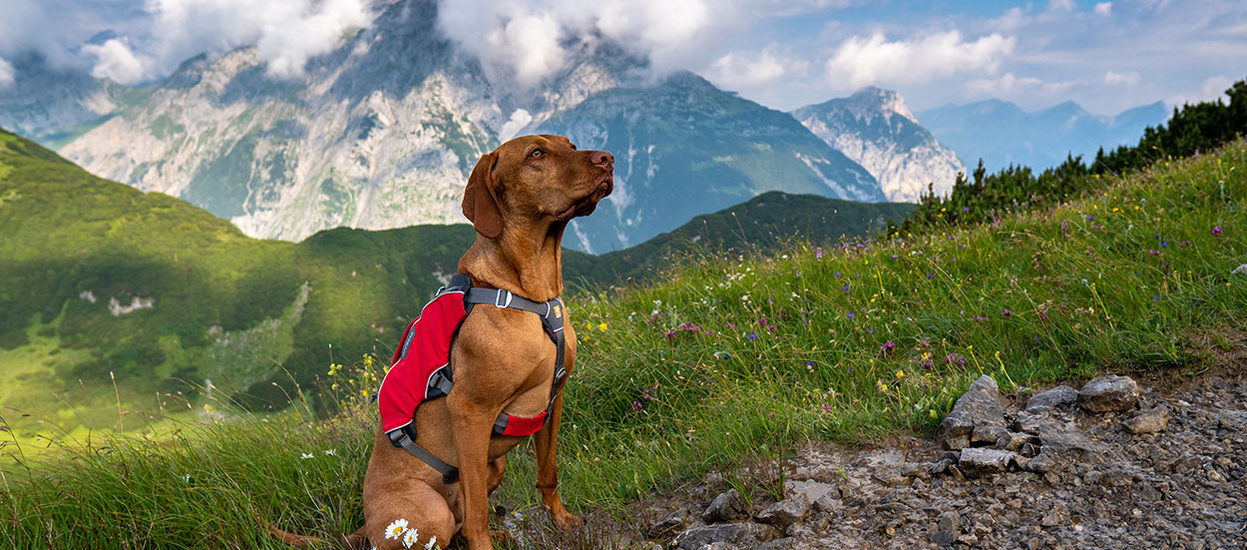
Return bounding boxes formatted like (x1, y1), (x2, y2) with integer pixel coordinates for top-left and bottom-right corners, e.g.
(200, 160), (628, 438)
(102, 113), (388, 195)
(1, 0), (1245, 115)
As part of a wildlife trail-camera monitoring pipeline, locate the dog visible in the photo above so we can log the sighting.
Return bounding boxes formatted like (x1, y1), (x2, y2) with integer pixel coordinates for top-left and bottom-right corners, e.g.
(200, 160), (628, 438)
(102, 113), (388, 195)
(357, 134), (614, 550)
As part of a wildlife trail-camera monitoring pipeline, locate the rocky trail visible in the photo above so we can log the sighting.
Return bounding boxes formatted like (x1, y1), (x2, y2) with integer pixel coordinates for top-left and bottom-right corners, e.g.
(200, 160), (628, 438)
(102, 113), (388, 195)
(512, 367), (1247, 549)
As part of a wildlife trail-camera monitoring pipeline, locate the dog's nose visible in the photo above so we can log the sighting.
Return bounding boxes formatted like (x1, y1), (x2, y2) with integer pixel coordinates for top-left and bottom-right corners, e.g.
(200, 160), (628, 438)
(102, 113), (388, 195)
(590, 150), (614, 169)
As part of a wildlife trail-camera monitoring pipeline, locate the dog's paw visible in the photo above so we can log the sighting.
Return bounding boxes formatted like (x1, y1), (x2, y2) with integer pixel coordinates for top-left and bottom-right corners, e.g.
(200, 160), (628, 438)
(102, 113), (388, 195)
(552, 512), (581, 531)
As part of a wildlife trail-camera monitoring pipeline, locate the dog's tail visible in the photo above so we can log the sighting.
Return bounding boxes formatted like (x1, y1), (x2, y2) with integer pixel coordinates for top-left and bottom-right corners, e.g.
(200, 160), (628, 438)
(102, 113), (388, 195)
(264, 518), (367, 549)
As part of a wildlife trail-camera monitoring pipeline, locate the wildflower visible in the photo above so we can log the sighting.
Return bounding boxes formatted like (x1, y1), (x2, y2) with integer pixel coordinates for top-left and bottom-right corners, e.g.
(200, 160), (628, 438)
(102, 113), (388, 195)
(301, 453), (314, 460)
(816, 247), (824, 260)
(324, 449), (336, 456)
(386, 519), (409, 540)
(895, 370), (905, 379)
(747, 331), (757, 340)
(846, 313), (855, 320)
(599, 322), (607, 332)
(1001, 309), (1012, 318)
(425, 536), (438, 550)
(876, 379), (887, 393)
(927, 272), (934, 279)
(842, 284), (850, 292)
(880, 340), (896, 355)
(403, 527), (421, 548)
(632, 401), (643, 411)
(835, 271), (841, 277)
(1212, 226), (1223, 237)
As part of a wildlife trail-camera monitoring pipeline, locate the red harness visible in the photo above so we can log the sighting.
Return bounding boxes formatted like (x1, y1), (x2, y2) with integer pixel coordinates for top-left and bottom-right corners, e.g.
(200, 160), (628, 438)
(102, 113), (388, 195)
(376, 274), (567, 483)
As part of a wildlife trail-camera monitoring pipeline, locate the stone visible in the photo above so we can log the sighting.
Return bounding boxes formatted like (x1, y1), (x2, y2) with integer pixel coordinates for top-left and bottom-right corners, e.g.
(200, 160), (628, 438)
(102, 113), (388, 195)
(756, 495), (811, 529)
(672, 524), (747, 549)
(811, 492), (842, 513)
(930, 529), (958, 546)
(1077, 375), (1140, 412)
(1124, 405), (1170, 434)
(647, 509), (689, 540)
(957, 448), (1016, 477)
(938, 375), (1008, 450)
(1025, 385), (1079, 412)
(703, 488), (749, 523)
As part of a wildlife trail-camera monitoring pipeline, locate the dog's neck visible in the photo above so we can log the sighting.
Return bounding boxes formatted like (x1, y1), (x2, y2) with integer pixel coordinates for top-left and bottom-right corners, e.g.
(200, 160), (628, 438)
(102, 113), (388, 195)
(458, 220), (566, 302)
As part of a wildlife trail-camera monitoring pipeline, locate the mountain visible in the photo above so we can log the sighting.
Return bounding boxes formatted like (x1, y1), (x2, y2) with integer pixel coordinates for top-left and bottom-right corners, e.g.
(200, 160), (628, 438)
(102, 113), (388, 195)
(0, 51), (125, 147)
(48, 0), (889, 254)
(917, 99), (1168, 171)
(792, 87), (964, 202)
(536, 72), (882, 253)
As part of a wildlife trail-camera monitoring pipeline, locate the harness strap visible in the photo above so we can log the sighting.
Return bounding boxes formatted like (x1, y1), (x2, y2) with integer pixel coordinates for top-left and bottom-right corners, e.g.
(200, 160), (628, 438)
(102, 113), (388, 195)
(389, 427), (459, 484)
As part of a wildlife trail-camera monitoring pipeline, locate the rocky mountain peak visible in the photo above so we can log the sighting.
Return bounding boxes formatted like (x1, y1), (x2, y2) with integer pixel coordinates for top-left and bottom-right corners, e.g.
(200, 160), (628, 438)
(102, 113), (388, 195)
(843, 86), (918, 125)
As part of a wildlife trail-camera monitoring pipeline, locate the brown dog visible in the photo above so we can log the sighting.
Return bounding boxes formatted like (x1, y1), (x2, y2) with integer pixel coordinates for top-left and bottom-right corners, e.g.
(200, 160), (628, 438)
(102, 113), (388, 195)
(359, 134), (614, 550)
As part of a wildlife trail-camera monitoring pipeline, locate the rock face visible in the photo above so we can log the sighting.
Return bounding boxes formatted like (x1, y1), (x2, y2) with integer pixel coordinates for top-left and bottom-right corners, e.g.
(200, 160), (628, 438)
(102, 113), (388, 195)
(1078, 375), (1141, 412)
(792, 87), (965, 203)
(937, 374), (1008, 449)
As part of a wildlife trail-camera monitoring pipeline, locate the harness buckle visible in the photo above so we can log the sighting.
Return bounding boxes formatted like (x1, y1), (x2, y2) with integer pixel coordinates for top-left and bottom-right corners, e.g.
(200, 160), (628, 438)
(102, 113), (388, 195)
(494, 290), (513, 309)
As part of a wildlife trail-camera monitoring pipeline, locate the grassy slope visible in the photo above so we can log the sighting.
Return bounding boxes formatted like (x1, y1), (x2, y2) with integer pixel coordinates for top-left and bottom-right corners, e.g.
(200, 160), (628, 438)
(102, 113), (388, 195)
(0, 128), (904, 456)
(2, 136), (1242, 547)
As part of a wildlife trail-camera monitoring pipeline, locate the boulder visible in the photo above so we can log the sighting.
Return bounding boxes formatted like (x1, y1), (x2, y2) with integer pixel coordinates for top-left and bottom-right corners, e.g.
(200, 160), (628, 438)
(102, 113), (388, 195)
(1077, 375), (1140, 412)
(937, 375), (1008, 450)
(1024, 385), (1078, 412)
(756, 495), (811, 529)
(702, 488), (749, 523)
(957, 448), (1016, 477)
(671, 523), (778, 550)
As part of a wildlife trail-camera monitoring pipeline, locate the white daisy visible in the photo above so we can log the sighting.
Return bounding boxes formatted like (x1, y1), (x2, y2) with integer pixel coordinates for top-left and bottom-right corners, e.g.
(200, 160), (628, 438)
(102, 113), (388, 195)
(401, 527), (420, 548)
(324, 449), (337, 456)
(424, 535), (438, 550)
(384, 518), (408, 540)
(300, 453), (314, 459)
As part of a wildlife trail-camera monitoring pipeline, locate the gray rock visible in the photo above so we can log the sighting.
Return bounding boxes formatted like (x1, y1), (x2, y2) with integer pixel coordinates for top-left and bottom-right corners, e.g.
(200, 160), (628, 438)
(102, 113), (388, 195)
(1077, 375), (1140, 412)
(938, 375), (1008, 450)
(648, 509), (689, 540)
(811, 492), (842, 513)
(1124, 405), (1170, 434)
(672, 524), (747, 549)
(702, 488), (749, 523)
(957, 448), (1016, 477)
(1025, 385), (1079, 412)
(756, 495), (811, 529)
(930, 529), (958, 546)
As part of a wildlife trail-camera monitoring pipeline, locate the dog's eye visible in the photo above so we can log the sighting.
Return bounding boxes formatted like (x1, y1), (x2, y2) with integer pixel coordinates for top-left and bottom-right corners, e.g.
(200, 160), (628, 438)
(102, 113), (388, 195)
(529, 148), (544, 159)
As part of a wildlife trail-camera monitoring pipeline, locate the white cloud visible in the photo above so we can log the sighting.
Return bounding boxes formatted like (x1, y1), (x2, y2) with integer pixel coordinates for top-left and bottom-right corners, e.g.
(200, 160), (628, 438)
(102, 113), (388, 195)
(436, 0), (732, 89)
(1048, 0), (1076, 12)
(1094, 2), (1113, 16)
(705, 47), (807, 90)
(82, 38), (153, 84)
(824, 31), (1015, 92)
(499, 108), (533, 141)
(1103, 70), (1139, 86)
(145, 0), (374, 79)
(0, 57), (15, 89)
(1169, 75), (1236, 107)
(965, 72), (1076, 97)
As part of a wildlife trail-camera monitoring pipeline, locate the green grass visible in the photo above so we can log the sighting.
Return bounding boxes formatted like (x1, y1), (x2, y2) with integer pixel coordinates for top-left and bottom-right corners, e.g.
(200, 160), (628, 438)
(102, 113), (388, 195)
(2, 135), (1244, 547)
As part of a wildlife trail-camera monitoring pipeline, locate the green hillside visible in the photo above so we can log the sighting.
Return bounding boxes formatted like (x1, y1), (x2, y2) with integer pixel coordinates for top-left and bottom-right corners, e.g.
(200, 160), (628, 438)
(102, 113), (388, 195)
(0, 128), (900, 449)
(1, 127), (1242, 549)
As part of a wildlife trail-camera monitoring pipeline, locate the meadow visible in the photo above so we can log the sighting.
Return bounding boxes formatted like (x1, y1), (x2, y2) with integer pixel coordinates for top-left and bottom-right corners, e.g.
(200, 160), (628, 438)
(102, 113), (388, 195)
(2, 129), (1244, 547)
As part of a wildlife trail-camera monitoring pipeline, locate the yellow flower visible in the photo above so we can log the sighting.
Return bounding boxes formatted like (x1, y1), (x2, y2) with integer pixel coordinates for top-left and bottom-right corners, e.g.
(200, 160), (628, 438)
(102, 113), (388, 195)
(599, 322), (608, 332)
(895, 370), (905, 379)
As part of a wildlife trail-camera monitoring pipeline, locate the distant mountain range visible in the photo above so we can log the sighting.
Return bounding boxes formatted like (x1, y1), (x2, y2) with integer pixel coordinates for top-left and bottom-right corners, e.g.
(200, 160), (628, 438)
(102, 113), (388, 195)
(917, 99), (1168, 172)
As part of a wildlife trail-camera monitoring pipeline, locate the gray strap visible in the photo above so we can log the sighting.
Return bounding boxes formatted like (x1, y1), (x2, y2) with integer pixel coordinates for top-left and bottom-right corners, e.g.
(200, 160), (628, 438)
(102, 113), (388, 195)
(390, 429), (459, 484)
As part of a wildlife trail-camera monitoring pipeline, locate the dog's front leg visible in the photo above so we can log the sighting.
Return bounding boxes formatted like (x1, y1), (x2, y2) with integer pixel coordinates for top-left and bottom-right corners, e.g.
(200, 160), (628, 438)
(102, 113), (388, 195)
(448, 397), (498, 550)
(534, 392), (581, 530)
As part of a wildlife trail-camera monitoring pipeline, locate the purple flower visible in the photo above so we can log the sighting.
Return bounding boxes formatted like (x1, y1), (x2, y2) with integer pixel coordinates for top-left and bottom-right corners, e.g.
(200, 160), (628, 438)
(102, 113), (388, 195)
(1161, 241), (1169, 247)
(758, 317), (767, 324)
(962, 206), (970, 212)
(1001, 309), (1012, 318)
(835, 271), (841, 278)
(816, 247), (824, 260)
(746, 331), (757, 340)
(943, 353), (966, 367)
(892, 254), (899, 259)
(972, 315), (988, 322)
(806, 361), (815, 367)
(842, 284), (851, 292)
(1212, 226), (1223, 237)
(632, 401), (643, 411)
(926, 272), (934, 279)
(846, 312), (855, 319)
(880, 340), (896, 355)
(922, 360), (935, 369)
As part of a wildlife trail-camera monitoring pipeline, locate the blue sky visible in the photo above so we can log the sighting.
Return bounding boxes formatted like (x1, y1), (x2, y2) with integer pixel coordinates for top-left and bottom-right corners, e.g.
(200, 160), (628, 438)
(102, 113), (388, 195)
(2, 0), (1245, 115)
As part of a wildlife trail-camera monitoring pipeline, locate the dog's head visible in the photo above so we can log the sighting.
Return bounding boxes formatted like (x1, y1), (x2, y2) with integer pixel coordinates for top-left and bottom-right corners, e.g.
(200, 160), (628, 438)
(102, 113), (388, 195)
(462, 134), (614, 239)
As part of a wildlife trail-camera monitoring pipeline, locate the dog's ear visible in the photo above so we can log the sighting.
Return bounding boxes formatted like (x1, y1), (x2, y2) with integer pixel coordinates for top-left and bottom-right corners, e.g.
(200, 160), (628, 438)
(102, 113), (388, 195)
(462, 152), (503, 239)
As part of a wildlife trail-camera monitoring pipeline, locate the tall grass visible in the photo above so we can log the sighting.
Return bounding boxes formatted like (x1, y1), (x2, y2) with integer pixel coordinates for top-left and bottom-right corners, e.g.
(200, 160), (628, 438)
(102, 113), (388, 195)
(3, 141), (1245, 548)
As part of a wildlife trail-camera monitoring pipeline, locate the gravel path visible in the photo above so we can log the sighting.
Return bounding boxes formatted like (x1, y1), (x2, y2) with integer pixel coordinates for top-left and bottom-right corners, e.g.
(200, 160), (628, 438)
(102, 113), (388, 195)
(619, 372), (1247, 550)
